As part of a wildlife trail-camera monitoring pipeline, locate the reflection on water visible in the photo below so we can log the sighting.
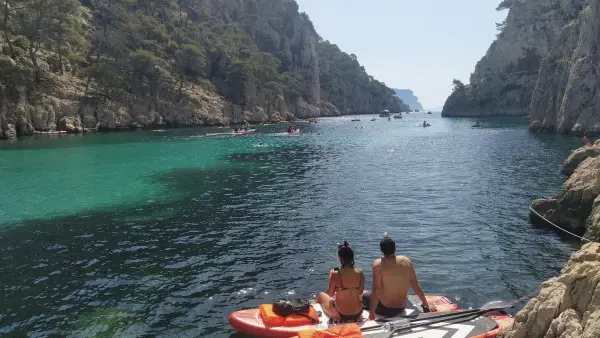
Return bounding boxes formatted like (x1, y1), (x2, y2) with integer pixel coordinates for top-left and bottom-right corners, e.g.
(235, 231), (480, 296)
(0, 115), (582, 336)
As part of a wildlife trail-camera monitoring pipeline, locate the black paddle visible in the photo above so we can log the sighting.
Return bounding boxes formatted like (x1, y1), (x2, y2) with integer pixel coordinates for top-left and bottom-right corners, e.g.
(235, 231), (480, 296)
(361, 300), (513, 334)
(405, 300), (512, 323)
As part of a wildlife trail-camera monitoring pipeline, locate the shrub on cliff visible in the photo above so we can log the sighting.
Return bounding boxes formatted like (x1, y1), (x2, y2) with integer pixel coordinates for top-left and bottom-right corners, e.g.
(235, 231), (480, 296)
(1, 0), (403, 122)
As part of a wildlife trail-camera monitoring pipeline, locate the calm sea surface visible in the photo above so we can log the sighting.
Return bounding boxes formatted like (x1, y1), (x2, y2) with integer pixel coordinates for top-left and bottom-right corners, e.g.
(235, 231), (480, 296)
(0, 113), (582, 336)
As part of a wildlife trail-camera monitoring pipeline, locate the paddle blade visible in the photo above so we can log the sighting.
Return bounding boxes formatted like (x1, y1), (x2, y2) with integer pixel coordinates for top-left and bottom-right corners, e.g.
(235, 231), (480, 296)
(481, 300), (513, 311)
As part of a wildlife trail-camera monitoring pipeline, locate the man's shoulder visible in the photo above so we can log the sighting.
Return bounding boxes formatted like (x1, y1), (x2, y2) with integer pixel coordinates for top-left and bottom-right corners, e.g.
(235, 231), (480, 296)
(372, 258), (383, 267)
(396, 256), (412, 264)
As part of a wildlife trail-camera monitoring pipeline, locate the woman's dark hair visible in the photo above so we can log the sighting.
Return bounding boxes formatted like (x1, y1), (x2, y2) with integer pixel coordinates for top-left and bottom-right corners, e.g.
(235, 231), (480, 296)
(380, 236), (396, 256)
(338, 241), (355, 268)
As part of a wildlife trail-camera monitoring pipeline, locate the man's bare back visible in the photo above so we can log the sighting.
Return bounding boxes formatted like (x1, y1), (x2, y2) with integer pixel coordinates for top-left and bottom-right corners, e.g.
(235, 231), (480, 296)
(375, 255), (413, 308)
(367, 236), (429, 319)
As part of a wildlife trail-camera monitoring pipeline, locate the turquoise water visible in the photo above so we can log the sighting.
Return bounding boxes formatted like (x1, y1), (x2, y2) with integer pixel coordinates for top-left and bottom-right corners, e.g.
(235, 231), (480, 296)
(0, 114), (582, 336)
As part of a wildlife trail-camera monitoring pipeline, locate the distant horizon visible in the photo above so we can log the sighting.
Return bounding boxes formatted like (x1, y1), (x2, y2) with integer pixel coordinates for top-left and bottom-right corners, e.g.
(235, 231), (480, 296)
(296, 0), (508, 110)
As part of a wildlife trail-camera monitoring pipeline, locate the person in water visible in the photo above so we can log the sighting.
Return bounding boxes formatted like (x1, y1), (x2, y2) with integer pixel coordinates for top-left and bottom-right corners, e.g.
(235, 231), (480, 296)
(316, 241), (365, 322)
(363, 236), (429, 319)
(423, 121), (427, 127)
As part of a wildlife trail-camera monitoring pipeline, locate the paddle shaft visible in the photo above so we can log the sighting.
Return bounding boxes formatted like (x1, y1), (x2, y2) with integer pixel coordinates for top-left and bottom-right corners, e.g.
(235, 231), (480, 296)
(362, 307), (501, 333)
(386, 308), (497, 337)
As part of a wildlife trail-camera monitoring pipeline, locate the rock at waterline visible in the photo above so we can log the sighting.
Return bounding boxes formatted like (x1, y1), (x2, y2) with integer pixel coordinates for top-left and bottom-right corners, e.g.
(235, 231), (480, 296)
(1, 123), (16, 139)
(530, 144), (600, 242)
(562, 145), (600, 177)
(58, 116), (83, 134)
(500, 243), (600, 338)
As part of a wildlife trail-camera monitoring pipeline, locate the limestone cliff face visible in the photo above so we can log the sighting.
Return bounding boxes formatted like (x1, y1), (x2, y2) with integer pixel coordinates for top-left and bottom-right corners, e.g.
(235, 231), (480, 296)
(530, 142), (600, 241)
(0, 0), (403, 139)
(530, 0), (600, 135)
(501, 243), (600, 338)
(203, 0), (321, 118)
(0, 58), (234, 135)
(442, 0), (584, 117)
(394, 89), (423, 111)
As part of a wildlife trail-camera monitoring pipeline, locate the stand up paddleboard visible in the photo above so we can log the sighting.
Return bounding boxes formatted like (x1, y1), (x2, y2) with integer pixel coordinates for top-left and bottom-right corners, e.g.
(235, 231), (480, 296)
(229, 295), (512, 337)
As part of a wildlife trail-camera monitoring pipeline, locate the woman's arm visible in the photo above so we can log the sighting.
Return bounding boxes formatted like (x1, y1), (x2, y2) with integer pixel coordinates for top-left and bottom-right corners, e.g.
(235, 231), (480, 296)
(327, 269), (337, 296)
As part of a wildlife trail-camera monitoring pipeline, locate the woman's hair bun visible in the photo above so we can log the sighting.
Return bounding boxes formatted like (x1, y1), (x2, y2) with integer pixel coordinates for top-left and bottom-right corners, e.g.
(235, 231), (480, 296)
(343, 241), (349, 247)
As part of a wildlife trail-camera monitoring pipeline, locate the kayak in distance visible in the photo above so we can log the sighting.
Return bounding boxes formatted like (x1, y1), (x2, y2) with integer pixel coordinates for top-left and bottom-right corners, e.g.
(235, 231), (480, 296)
(229, 295), (514, 337)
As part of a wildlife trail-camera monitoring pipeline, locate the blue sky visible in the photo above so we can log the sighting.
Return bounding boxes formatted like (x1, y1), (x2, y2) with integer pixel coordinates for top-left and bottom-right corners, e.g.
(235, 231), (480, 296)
(295, 0), (508, 110)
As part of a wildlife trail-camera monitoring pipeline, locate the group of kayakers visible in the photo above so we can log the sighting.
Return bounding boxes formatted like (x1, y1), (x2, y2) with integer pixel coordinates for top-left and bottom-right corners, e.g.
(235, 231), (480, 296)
(316, 236), (429, 322)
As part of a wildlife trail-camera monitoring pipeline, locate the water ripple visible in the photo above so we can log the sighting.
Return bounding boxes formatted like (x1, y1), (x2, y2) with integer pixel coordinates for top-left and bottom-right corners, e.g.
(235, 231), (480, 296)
(0, 117), (582, 336)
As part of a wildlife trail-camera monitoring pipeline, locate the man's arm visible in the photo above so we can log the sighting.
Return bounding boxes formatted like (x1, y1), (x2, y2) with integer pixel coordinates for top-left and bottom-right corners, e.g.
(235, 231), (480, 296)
(369, 260), (382, 320)
(409, 261), (429, 307)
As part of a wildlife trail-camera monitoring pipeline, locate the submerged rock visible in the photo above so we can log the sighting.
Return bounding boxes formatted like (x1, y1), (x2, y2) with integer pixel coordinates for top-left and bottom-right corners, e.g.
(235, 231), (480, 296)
(501, 243), (600, 338)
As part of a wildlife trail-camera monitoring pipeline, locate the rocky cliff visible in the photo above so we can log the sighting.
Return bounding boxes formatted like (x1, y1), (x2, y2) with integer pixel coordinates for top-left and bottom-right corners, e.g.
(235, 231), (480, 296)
(530, 142), (600, 242)
(0, 0), (405, 139)
(394, 89), (423, 111)
(501, 242), (600, 338)
(442, 0), (585, 117)
(529, 0), (600, 135)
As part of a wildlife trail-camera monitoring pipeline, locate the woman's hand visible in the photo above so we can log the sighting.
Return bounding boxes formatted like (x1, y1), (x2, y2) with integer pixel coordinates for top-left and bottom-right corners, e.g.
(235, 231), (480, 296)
(369, 312), (376, 320)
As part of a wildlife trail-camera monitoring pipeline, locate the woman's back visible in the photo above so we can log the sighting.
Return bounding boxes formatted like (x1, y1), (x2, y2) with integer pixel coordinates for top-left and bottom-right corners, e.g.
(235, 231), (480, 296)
(332, 267), (364, 314)
(316, 241), (364, 320)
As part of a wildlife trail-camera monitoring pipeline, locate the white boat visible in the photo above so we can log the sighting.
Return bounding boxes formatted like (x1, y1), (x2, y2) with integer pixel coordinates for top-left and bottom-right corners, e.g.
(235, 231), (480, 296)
(379, 110), (391, 117)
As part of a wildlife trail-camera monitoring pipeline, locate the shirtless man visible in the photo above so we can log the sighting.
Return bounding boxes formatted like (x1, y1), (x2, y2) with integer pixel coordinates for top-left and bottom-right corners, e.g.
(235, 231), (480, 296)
(365, 236), (429, 319)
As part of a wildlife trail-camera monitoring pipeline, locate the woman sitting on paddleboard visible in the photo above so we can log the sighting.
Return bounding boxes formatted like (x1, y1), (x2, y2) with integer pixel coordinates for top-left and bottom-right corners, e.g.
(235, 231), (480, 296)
(316, 241), (365, 321)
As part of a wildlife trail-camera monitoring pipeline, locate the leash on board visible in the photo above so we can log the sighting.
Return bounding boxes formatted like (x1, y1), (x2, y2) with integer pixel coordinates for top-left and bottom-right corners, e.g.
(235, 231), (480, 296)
(529, 206), (595, 243)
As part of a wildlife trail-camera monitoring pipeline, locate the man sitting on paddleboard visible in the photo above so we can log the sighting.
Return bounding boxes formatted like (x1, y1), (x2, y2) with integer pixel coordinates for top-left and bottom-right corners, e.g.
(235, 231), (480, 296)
(363, 236), (430, 319)
(316, 241), (365, 322)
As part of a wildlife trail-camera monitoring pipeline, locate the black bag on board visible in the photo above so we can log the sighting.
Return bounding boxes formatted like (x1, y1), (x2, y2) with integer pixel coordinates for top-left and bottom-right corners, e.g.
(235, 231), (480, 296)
(272, 299), (311, 317)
